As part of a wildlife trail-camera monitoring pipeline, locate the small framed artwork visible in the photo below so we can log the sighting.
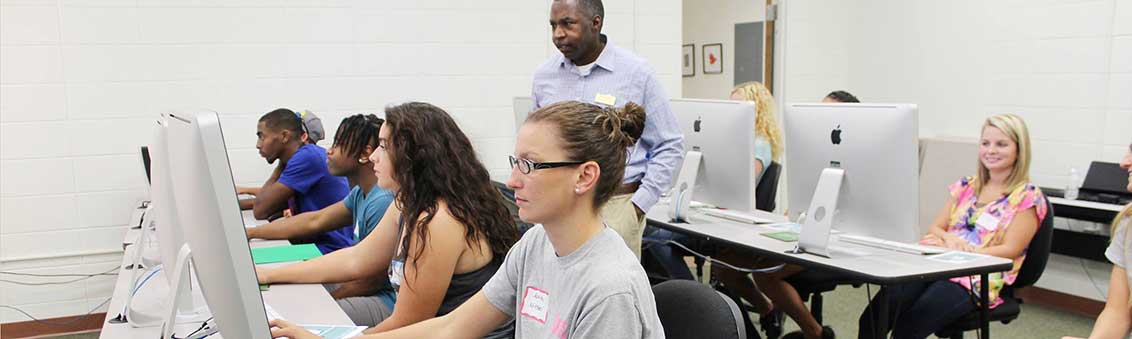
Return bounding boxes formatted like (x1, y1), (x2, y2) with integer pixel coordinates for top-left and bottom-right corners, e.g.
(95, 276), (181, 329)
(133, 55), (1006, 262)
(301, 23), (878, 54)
(682, 44), (695, 77)
(702, 43), (723, 74)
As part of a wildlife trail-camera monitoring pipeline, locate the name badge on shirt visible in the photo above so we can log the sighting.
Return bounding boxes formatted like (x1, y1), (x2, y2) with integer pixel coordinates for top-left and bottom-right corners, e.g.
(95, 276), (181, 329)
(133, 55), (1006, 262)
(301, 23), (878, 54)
(520, 286), (550, 324)
(975, 213), (1000, 231)
(594, 93), (617, 106)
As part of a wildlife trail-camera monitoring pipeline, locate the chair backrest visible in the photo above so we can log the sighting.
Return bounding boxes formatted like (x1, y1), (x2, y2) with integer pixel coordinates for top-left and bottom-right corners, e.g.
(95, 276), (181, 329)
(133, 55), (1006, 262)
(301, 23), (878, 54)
(756, 161), (782, 212)
(1013, 198), (1055, 288)
(652, 279), (746, 339)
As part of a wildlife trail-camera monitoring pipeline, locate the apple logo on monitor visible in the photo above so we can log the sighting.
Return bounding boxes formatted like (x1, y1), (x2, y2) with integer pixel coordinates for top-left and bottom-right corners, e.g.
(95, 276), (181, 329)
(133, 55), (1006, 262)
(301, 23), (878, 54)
(831, 125), (842, 145)
(693, 117), (702, 133)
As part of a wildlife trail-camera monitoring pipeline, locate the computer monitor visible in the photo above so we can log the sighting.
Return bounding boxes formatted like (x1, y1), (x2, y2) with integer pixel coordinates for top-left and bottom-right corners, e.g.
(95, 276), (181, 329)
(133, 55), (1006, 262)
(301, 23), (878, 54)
(785, 103), (920, 244)
(163, 112), (270, 339)
(112, 119), (203, 327)
(670, 99), (757, 211)
(149, 119), (190, 274)
(140, 146), (153, 185)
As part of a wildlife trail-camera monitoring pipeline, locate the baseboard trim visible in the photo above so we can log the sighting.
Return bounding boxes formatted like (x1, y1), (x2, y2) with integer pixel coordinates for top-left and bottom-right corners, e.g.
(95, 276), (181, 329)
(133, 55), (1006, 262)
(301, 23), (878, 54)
(0, 313), (106, 339)
(1016, 286), (1105, 318)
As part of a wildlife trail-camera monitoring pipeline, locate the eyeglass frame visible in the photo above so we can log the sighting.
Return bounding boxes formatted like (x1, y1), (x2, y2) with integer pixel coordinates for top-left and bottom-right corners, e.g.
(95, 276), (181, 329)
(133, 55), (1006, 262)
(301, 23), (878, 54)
(508, 155), (585, 174)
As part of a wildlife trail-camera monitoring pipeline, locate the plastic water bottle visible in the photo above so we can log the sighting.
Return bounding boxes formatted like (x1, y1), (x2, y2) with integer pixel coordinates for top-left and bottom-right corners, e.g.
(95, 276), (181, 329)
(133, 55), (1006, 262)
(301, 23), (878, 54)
(1065, 168), (1080, 200)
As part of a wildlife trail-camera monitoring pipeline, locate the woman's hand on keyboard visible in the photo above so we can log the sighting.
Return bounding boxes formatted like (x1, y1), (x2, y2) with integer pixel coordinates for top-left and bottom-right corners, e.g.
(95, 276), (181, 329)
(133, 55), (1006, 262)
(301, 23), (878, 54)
(270, 319), (320, 339)
(940, 233), (975, 252)
(919, 234), (943, 246)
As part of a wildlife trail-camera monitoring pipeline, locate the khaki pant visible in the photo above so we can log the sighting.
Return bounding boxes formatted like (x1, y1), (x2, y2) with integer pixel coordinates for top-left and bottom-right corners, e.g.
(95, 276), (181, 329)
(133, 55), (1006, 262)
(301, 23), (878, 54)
(601, 194), (647, 259)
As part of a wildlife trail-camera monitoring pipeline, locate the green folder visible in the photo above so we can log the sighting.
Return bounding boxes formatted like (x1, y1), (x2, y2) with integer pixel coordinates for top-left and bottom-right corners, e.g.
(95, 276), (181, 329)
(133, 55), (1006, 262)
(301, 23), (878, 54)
(761, 231), (799, 242)
(251, 244), (322, 265)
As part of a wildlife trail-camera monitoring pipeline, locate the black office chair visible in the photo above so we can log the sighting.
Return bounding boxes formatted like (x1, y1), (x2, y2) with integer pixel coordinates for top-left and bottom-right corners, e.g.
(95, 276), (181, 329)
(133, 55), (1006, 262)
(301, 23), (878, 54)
(654, 279), (749, 339)
(756, 161), (782, 212)
(783, 269), (862, 325)
(933, 198), (1055, 339)
(698, 161), (782, 280)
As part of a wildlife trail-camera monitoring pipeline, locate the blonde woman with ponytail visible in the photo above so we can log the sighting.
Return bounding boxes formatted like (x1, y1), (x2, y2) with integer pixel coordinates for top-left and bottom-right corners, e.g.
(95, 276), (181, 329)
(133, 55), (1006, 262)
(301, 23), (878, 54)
(1068, 143), (1132, 339)
(271, 101), (665, 339)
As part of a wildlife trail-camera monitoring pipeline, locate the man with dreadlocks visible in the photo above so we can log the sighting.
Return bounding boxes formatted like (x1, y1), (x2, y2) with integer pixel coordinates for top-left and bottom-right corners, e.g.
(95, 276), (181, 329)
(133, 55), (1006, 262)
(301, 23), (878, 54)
(246, 114), (398, 322)
(239, 108), (353, 254)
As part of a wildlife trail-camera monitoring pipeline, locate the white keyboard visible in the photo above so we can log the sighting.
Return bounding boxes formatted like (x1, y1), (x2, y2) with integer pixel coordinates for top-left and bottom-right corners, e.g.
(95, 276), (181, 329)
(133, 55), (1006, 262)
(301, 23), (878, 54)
(837, 234), (947, 255)
(264, 302), (284, 321)
(699, 208), (775, 224)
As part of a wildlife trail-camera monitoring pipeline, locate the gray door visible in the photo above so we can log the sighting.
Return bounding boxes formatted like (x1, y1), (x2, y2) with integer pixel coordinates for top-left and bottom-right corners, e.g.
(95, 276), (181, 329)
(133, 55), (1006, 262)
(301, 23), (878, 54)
(734, 21), (764, 85)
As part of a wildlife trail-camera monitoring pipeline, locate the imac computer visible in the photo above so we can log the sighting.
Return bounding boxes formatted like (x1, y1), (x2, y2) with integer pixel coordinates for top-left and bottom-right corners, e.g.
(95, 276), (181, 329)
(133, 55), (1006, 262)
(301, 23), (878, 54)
(129, 146), (155, 230)
(114, 117), (205, 327)
(668, 99), (757, 219)
(784, 103), (920, 256)
(162, 112), (271, 339)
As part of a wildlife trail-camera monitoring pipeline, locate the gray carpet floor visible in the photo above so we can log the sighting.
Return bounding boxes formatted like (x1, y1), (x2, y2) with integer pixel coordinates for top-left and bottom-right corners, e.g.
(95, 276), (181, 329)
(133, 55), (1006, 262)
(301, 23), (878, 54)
(768, 284), (1097, 338)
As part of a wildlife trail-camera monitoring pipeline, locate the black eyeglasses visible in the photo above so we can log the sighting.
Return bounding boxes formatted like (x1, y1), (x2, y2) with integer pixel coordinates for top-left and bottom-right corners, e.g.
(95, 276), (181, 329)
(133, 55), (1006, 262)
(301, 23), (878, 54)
(508, 155), (584, 174)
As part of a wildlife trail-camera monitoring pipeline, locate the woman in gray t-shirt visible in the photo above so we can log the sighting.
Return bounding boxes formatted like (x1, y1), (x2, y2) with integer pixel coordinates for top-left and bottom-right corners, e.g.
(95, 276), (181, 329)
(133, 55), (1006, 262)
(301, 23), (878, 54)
(274, 101), (666, 339)
(1066, 144), (1132, 339)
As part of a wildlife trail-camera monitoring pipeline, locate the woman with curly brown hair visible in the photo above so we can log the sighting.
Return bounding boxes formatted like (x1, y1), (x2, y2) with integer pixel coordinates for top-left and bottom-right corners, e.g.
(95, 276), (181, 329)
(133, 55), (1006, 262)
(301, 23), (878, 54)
(256, 102), (518, 338)
(272, 101), (664, 339)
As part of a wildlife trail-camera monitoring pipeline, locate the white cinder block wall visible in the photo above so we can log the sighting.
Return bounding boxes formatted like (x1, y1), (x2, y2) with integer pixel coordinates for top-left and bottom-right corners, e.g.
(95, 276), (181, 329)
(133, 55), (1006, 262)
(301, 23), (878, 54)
(0, 0), (681, 323)
(780, 0), (1132, 189)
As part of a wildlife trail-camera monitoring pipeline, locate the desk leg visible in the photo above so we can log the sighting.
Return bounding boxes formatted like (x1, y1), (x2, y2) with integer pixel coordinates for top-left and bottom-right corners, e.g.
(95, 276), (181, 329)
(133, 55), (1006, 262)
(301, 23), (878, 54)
(979, 273), (990, 339)
(874, 285), (889, 339)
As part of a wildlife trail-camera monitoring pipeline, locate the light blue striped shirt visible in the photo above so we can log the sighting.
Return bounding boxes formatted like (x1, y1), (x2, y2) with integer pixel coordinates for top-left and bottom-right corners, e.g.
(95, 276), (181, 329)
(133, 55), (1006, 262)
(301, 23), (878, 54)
(531, 37), (685, 213)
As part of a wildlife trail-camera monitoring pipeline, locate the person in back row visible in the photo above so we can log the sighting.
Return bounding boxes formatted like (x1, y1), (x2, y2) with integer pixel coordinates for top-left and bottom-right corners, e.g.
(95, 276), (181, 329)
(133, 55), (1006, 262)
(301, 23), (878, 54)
(859, 114), (1047, 339)
(256, 102), (519, 337)
(271, 101), (663, 339)
(239, 108), (353, 254)
(822, 90), (860, 103)
(532, 0), (684, 258)
(245, 114), (396, 314)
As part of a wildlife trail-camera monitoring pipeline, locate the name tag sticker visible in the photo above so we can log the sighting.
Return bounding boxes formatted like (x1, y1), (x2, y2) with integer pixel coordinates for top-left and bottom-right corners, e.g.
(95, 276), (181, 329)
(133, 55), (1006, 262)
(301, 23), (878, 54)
(595, 93), (617, 106)
(520, 286), (550, 324)
(975, 213), (1000, 231)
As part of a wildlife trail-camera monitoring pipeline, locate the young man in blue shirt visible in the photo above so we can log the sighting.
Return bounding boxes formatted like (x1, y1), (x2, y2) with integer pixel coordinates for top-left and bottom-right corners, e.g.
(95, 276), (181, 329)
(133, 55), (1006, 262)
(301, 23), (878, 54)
(239, 108), (353, 254)
(246, 115), (397, 320)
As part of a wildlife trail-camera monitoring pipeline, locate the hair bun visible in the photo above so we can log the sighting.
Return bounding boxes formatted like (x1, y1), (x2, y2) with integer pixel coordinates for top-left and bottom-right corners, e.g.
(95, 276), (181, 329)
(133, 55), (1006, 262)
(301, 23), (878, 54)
(596, 102), (646, 148)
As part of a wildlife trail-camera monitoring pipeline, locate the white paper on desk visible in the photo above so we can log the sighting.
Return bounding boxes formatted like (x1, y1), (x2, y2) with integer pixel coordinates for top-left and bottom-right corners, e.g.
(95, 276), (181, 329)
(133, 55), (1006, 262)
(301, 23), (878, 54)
(301, 324), (366, 339)
(927, 251), (985, 264)
(762, 222), (801, 233)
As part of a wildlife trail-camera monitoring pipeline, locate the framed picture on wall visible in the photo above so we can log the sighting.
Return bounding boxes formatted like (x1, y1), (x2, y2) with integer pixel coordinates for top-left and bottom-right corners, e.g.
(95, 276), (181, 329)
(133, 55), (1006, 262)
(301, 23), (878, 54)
(682, 44), (695, 77)
(703, 43), (723, 74)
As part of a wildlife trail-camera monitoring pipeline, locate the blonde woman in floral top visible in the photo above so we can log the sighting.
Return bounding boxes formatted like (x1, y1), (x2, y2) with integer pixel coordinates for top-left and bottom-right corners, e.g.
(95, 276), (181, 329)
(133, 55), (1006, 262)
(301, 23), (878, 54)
(858, 114), (1047, 339)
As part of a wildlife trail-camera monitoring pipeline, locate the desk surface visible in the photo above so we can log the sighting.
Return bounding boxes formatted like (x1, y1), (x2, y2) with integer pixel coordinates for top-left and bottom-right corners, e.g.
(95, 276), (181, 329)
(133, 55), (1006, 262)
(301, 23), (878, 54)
(1049, 196), (1126, 212)
(647, 207), (1014, 284)
(100, 210), (354, 338)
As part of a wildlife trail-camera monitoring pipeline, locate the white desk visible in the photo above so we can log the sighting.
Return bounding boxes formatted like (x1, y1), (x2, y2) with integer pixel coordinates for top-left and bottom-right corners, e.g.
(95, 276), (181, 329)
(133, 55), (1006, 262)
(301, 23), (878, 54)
(647, 206), (1012, 339)
(100, 210), (354, 338)
(1049, 196), (1126, 213)
(1046, 196), (1124, 262)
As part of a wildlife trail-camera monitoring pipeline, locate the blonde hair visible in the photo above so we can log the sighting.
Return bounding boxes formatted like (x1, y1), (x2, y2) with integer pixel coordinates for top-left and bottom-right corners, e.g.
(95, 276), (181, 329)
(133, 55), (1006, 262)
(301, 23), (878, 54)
(1115, 204), (1132, 234)
(974, 114), (1033, 195)
(731, 81), (783, 161)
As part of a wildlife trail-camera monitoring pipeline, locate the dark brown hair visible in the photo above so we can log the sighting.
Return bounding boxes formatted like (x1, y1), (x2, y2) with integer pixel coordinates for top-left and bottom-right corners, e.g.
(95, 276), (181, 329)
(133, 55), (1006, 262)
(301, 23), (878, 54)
(383, 102), (518, 276)
(526, 101), (646, 209)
